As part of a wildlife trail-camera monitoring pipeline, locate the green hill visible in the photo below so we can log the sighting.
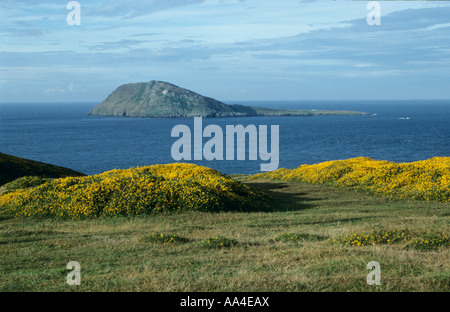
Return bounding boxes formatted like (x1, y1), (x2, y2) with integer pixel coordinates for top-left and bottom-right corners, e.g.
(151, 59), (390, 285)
(88, 81), (257, 118)
(88, 81), (369, 118)
(0, 152), (85, 187)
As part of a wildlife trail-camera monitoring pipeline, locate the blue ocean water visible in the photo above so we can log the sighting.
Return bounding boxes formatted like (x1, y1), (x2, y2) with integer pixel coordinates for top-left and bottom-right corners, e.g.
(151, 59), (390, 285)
(0, 100), (449, 175)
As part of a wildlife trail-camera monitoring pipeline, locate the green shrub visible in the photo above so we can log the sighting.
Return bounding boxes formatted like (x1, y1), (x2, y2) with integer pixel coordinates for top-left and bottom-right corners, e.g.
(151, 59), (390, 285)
(0, 164), (269, 219)
(140, 233), (189, 244)
(272, 232), (323, 244)
(3, 176), (51, 191)
(334, 230), (449, 252)
(200, 236), (239, 249)
(406, 233), (449, 251)
(333, 229), (412, 246)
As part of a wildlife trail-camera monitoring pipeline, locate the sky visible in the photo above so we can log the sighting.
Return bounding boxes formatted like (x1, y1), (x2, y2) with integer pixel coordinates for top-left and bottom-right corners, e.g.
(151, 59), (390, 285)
(1, 0), (450, 103)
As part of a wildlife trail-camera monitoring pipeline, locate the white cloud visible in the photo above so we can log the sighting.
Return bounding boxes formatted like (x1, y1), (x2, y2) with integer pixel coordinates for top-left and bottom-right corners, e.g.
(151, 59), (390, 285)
(2, 0), (450, 101)
(44, 83), (85, 96)
(44, 86), (65, 95)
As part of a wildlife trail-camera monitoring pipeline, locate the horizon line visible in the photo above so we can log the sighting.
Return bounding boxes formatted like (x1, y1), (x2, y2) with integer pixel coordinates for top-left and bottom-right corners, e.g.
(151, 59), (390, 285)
(1, 99), (450, 105)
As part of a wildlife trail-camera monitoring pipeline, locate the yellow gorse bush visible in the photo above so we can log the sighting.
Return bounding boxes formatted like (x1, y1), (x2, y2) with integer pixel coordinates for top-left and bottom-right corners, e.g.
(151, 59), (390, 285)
(252, 157), (450, 202)
(333, 230), (412, 247)
(0, 163), (269, 219)
(334, 230), (449, 251)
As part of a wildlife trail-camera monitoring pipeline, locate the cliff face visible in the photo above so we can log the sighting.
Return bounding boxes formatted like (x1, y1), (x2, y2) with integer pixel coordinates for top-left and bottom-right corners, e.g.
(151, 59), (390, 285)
(88, 81), (257, 118)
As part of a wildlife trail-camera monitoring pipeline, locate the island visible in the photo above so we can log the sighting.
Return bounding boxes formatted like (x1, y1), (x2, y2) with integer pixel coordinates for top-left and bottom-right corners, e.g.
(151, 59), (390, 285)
(88, 81), (369, 118)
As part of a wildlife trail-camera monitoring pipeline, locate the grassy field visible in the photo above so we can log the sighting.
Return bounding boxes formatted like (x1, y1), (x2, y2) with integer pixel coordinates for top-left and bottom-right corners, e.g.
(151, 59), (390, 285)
(0, 177), (448, 292)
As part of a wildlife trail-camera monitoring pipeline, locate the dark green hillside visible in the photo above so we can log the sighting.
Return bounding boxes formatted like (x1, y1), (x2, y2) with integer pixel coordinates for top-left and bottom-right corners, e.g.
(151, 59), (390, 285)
(0, 152), (85, 186)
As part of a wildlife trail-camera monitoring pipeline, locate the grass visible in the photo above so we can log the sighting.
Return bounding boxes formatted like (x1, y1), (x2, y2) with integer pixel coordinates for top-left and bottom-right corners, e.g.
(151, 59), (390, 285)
(0, 178), (449, 292)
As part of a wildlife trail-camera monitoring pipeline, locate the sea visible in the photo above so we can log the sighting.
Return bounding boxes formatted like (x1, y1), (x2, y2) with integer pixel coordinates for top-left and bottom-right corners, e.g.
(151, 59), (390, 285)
(1, 100), (449, 175)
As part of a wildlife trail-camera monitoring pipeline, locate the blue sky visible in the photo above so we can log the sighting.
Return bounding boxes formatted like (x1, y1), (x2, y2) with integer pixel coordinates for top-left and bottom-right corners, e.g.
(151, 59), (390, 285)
(1, 0), (450, 102)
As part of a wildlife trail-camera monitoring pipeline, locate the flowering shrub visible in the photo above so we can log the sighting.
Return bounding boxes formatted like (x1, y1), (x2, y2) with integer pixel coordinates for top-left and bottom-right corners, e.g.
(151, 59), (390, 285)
(140, 233), (189, 244)
(200, 236), (239, 249)
(406, 233), (449, 251)
(333, 230), (412, 247)
(334, 230), (449, 251)
(252, 157), (450, 202)
(2, 176), (50, 191)
(272, 232), (323, 244)
(0, 163), (269, 219)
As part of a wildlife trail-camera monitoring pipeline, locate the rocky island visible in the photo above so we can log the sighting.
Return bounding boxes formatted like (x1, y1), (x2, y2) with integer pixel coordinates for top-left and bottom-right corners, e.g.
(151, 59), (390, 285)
(88, 81), (368, 118)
